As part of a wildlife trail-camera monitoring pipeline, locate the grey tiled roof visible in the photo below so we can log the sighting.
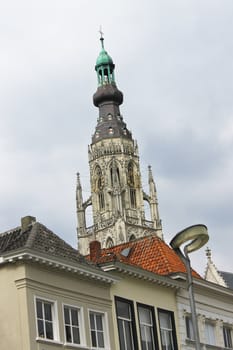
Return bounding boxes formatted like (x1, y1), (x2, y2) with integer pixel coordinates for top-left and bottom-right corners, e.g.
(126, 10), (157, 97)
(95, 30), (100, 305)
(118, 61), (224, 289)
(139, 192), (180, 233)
(0, 221), (87, 265)
(219, 271), (233, 290)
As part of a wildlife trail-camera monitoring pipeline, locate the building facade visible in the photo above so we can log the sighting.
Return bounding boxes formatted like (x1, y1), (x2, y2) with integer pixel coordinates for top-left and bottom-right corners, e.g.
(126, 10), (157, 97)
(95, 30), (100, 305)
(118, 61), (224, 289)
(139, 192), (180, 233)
(0, 216), (117, 350)
(175, 273), (233, 349)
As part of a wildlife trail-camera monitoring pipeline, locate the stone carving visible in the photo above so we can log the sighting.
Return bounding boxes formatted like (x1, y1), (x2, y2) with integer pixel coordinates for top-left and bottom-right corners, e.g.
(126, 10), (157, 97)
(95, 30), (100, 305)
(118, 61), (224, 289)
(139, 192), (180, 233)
(119, 226), (124, 242)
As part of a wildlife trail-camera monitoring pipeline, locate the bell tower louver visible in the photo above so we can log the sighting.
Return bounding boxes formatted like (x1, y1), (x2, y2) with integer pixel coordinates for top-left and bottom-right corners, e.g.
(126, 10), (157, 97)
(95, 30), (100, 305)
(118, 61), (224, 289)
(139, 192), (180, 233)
(77, 35), (163, 255)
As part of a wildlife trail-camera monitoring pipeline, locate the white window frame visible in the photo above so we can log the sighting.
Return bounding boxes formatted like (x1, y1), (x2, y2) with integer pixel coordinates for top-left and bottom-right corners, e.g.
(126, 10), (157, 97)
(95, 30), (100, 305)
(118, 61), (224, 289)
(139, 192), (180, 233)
(205, 320), (216, 346)
(88, 308), (110, 350)
(63, 303), (86, 346)
(34, 296), (59, 342)
(223, 325), (233, 349)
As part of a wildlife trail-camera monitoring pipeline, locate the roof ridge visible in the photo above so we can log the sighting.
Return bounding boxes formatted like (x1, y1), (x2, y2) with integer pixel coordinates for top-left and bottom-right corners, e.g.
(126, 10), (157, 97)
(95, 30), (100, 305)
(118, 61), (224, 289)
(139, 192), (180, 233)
(24, 221), (39, 249)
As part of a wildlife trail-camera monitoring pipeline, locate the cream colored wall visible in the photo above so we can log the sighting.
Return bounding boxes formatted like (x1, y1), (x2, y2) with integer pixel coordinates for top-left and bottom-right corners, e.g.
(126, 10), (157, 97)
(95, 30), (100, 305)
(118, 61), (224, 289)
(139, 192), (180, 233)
(0, 261), (115, 350)
(110, 273), (180, 350)
(0, 263), (30, 350)
(25, 263), (115, 350)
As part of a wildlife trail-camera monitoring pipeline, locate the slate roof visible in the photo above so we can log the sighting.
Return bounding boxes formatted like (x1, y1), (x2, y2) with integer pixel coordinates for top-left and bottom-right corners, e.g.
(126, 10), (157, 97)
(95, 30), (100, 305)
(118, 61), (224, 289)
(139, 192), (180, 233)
(219, 271), (233, 289)
(87, 235), (201, 278)
(0, 221), (87, 265)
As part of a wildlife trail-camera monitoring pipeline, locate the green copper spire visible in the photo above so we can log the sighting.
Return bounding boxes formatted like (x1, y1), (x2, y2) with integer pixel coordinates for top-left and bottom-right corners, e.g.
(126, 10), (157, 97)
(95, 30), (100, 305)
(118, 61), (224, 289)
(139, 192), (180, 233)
(95, 32), (115, 86)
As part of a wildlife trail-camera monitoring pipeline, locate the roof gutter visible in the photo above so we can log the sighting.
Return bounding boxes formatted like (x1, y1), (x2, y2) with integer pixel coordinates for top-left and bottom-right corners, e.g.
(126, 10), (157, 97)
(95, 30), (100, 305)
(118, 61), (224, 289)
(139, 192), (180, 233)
(100, 261), (181, 289)
(0, 249), (119, 284)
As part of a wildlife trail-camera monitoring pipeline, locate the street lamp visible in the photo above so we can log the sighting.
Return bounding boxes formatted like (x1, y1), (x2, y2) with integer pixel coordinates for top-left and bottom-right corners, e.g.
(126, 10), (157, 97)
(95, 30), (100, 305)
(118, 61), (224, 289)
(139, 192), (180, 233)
(170, 224), (209, 350)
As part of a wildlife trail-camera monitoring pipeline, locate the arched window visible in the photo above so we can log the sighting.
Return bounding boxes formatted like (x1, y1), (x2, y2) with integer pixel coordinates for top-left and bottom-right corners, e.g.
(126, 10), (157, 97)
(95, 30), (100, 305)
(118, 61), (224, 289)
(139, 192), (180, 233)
(110, 162), (120, 186)
(95, 166), (105, 210)
(127, 162), (136, 208)
(106, 237), (114, 248)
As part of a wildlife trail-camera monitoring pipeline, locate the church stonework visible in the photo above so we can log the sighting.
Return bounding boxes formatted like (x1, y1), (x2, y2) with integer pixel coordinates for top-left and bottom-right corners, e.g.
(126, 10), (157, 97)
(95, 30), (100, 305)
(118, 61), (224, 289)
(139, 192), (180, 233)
(76, 36), (163, 255)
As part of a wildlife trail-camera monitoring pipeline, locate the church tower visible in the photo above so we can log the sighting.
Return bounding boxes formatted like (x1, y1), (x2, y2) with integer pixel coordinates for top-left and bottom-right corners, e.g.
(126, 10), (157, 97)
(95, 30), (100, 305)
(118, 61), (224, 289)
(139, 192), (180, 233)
(77, 35), (163, 255)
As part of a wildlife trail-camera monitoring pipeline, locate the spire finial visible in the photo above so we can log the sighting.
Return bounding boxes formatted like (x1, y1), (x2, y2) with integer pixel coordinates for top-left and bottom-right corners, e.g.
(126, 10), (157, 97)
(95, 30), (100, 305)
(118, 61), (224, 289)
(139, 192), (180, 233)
(148, 165), (154, 185)
(99, 26), (104, 49)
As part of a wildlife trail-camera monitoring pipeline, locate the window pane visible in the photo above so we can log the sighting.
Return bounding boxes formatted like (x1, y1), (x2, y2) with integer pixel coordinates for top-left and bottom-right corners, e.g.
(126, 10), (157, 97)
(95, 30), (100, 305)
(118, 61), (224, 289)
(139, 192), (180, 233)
(145, 326), (153, 344)
(90, 313), (95, 329)
(139, 307), (151, 324)
(73, 326), (80, 344)
(91, 330), (97, 347)
(118, 321), (126, 350)
(45, 321), (54, 340)
(37, 319), (44, 338)
(141, 341), (147, 350)
(64, 307), (70, 324)
(161, 329), (166, 346)
(140, 326), (146, 342)
(168, 331), (174, 349)
(96, 314), (103, 330)
(36, 300), (43, 319)
(116, 300), (130, 319)
(97, 331), (105, 347)
(125, 321), (134, 350)
(65, 325), (72, 343)
(44, 303), (52, 321)
(148, 340), (154, 350)
(160, 312), (171, 329)
(71, 309), (79, 326)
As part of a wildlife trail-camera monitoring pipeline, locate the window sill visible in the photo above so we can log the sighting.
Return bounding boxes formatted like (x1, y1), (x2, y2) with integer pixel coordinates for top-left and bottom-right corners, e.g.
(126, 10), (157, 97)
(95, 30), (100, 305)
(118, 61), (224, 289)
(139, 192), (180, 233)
(36, 338), (110, 350)
(186, 339), (226, 350)
(36, 337), (63, 346)
(65, 346), (110, 350)
(64, 343), (89, 349)
(90, 348), (110, 350)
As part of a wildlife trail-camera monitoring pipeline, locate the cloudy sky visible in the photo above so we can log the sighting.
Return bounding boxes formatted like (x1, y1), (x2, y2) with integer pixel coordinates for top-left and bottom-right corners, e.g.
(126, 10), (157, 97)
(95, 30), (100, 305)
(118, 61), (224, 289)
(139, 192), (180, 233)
(1, 0), (232, 274)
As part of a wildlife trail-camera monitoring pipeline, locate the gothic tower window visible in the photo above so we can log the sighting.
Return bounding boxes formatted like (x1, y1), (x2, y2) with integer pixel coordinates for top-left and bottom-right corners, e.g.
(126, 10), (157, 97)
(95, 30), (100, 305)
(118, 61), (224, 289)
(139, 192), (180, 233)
(106, 237), (114, 248)
(127, 162), (137, 208)
(95, 166), (105, 210)
(110, 163), (120, 186)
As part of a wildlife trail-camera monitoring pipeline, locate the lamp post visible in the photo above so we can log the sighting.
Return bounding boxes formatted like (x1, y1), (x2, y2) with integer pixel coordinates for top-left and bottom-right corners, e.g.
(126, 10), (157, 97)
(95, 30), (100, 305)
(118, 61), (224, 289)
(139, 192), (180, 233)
(170, 224), (209, 350)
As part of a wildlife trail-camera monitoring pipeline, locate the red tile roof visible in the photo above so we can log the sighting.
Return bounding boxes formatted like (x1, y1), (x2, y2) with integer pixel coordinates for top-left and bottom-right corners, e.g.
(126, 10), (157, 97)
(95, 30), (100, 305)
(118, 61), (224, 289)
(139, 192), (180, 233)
(87, 235), (201, 279)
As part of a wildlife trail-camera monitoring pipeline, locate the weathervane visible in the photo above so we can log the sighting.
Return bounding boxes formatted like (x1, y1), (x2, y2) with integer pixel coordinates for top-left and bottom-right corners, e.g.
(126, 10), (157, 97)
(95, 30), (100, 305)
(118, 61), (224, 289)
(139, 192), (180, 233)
(99, 26), (104, 49)
(99, 26), (104, 39)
